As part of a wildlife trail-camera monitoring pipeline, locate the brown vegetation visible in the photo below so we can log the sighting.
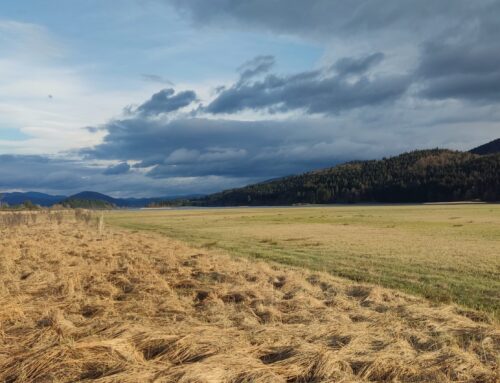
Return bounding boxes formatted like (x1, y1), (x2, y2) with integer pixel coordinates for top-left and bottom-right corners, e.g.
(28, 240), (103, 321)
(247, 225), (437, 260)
(0, 212), (498, 382)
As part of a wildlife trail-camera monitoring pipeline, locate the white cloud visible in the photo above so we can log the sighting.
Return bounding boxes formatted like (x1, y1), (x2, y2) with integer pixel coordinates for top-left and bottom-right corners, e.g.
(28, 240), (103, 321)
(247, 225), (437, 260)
(0, 19), (184, 155)
(0, 20), (63, 60)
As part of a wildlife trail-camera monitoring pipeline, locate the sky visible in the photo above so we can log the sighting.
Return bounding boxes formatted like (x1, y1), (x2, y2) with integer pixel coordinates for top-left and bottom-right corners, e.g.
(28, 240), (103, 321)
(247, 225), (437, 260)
(1, 0), (499, 197)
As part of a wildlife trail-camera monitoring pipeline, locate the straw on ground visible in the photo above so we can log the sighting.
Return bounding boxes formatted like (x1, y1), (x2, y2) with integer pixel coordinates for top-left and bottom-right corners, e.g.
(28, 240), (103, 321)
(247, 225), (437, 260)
(0, 212), (498, 382)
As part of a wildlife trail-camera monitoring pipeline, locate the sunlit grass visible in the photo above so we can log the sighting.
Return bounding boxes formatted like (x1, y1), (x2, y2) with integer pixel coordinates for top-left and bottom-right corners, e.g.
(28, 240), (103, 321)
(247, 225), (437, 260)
(106, 204), (500, 318)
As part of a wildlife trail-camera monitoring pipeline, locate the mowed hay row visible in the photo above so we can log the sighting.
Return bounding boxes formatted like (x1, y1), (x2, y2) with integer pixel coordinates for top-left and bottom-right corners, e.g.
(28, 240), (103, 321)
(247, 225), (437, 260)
(0, 221), (498, 383)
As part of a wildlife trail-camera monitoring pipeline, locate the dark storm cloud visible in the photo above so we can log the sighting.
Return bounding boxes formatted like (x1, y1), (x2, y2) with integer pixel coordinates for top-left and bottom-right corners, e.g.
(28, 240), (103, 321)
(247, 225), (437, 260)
(0, 154), (245, 197)
(417, 5), (500, 102)
(170, 0), (500, 105)
(83, 87), (380, 182)
(333, 53), (384, 76)
(419, 73), (500, 102)
(418, 42), (500, 79)
(205, 53), (409, 115)
(79, 44), (496, 185)
(82, 116), (392, 180)
(103, 162), (130, 175)
(0, 154), (99, 192)
(168, 0), (480, 38)
(135, 88), (197, 116)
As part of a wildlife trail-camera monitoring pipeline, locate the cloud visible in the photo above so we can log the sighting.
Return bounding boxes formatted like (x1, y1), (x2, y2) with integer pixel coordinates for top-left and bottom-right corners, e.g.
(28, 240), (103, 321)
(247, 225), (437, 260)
(419, 73), (500, 102)
(417, 5), (500, 102)
(82, 115), (409, 180)
(170, 0), (500, 106)
(0, 19), (168, 156)
(167, 1), (481, 39)
(103, 162), (130, 175)
(84, 126), (100, 133)
(0, 154), (248, 197)
(0, 20), (63, 60)
(237, 55), (275, 82)
(3, 2), (500, 198)
(7, 89), (499, 197)
(135, 88), (197, 116)
(0, 154), (98, 193)
(84, 101), (500, 183)
(333, 53), (384, 76)
(205, 53), (409, 115)
(77, 48), (500, 187)
(141, 74), (174, 85)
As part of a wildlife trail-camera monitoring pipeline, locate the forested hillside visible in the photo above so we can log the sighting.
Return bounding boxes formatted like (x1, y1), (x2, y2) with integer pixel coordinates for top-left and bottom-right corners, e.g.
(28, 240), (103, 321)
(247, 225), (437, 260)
(157, 149), (500, 206)
(470, 138), (500, 155)
(61, 198), (114, 209)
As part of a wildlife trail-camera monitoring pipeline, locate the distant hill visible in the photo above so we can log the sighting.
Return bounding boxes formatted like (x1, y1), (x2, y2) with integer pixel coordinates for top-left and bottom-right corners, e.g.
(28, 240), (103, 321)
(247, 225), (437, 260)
(61, 198), (115, 209)
(115, 194), (205, 207)
(66, 191), (117, 206)
(470, 138), (500, 155)
(158, 149), (500, 206)
(0, 190), (203, 208)
(65, 191), (205, 208)
(0, 192), (65, 207)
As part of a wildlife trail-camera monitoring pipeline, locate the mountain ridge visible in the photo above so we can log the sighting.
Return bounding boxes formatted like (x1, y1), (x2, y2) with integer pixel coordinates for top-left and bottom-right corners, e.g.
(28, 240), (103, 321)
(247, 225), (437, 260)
(0, 191), (203, 208)
(470, 138), (500, 155)
(158, 146), (500, 206)
(0, 192), (66, 207)
(63, 192), (205, 208)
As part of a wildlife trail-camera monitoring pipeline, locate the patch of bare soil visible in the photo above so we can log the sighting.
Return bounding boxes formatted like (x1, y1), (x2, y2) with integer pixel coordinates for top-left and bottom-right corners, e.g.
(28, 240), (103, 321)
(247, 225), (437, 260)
(0, 220), (498, 382)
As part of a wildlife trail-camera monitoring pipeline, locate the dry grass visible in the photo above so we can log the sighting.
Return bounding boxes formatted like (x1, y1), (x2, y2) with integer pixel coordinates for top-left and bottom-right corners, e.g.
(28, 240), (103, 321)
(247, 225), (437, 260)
(106, 205), (500, 318)
(0, 214), (498, 382)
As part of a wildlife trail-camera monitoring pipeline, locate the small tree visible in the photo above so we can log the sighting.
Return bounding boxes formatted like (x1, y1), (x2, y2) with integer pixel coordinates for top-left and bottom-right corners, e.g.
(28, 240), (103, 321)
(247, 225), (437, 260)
(23, 200), (37, 210)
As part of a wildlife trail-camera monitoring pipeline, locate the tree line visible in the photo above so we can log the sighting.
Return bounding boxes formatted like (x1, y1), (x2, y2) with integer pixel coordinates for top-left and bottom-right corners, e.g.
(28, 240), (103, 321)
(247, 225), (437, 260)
(152, 149), (500, 206)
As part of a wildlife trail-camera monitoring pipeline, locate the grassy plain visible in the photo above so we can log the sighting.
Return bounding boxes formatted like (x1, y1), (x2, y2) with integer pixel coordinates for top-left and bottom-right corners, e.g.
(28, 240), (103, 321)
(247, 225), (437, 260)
(107, 204), (500, 319)
(1, 211), (498, 382)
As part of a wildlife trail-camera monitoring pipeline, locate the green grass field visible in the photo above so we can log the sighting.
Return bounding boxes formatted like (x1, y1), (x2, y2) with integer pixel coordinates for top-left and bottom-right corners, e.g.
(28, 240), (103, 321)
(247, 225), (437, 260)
(106, 204), (500, 319)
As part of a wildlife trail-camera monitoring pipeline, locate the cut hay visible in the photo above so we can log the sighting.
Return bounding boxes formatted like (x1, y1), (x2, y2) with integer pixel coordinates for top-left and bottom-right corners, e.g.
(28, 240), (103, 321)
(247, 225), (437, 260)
(0, 217), (498, 382)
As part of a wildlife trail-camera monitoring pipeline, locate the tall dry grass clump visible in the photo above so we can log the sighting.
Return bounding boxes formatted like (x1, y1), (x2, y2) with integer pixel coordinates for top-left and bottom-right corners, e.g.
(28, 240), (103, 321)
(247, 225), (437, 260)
(0, 208), (102, 230)
(0, 218), (498, 382)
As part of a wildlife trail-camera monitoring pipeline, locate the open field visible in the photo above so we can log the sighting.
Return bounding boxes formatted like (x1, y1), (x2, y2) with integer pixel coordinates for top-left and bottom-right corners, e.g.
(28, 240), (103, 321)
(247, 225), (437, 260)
(0, 212), (498, 382)
(107, 204), (500, 319)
